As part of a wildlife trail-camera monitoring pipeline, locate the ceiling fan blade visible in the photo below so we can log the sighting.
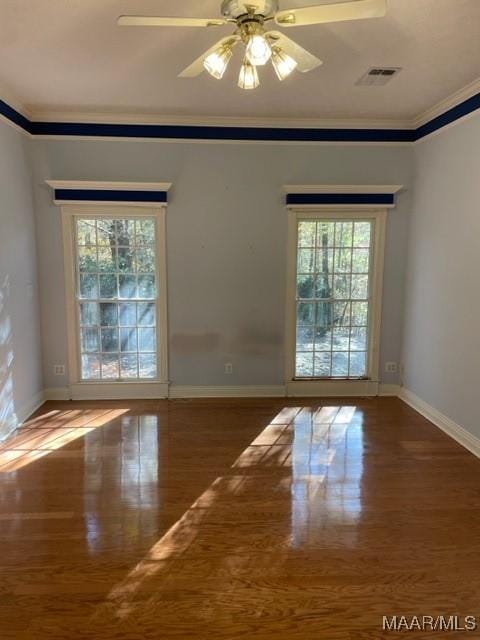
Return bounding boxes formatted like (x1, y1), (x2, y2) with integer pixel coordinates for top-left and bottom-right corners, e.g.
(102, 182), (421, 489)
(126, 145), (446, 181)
(266, 32), (323, 72)
(275, 0), (386, 27)
(117, 16), (227, 28)
(178, 36), (240, 78)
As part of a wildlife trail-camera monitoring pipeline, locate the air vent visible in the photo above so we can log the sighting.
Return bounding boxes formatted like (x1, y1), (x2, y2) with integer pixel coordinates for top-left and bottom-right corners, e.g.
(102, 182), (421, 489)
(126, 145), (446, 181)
(356, 67), (402, 86)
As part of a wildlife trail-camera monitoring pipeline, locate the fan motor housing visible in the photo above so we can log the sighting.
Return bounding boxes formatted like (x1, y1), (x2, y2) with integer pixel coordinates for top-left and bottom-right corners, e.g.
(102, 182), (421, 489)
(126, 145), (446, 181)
(221, 0), (279, 20)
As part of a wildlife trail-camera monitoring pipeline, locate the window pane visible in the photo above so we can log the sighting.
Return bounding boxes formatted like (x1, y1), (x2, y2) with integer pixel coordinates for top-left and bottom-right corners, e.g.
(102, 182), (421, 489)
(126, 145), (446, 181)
(116, 220), (135, 246)
(79, 274), (98, 299)
(352, 248), (370, 273)
(351, 301), (368, 326)
(298, 221), (316, 247)
(99, 274), (117, 299)
(297, 249), (315, 273)
(82, 354), (100, 380)
(350, 326), (368, 351)
(81, 328), (99, 353)
(121, 354), (138, 379)
(135, 247), (155, 273)
(101, 328), (118, 352)
(335, 222), (353, 247)
(139, 354), (157, 379)
(297, 302), (314, 325)
(119, 275), (137, 299)
(100, 303), (117, 327)
(119, 303), (137, 326)
(349, 351), (367, 377)
(314, 352), (331, 377)
(297, 275), (314, 299)
(101, 354), (119, 379)
(316, 222), (335, 247)
(138, 328), (156, 352)
(296, 352), (313, 377)
(138, 275), (156, 299)
(78, 247), (98, 272)
(315, 275), (332, 299)
(294, 218), (373, 380)
(135, 219), (155, 245)
(118, 248), (135, 273)
(137, 303), (156, 327)
(296, 326), (314, 352)
(332, 352), (349, 377)
(314, 327), (332, 351)
(97, 246), (117, 272)
(76, 216), (159, 381)
(332, 327), (350, 350)
(335, 248), (352, 273)
(333, 274), (350, 300)
(77, 220), (96, 246)
(316, 248), (334, 274)
(96, 219), (116, 246)
(80, 302), (98, 326)
(353, 222), (371, 248)
(120, 328), (137, 352)
(351, 275), (369, 300)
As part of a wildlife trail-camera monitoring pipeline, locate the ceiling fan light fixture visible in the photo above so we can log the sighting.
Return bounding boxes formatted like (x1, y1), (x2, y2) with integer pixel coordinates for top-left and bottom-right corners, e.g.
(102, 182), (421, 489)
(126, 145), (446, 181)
(245, 34), (272, 66)
(271, 46), (297, 81)
(203, 45), (233, 79)
(238, 59), (260, 90)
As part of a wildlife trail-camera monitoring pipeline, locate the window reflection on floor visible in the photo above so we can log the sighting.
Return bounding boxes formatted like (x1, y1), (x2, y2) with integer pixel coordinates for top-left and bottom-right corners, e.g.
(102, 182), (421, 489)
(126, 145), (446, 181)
(291, 406), (363, 548)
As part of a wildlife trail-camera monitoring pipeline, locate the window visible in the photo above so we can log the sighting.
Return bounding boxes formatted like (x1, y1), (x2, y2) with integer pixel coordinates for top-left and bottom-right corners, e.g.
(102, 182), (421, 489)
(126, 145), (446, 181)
(288, 211), (385, 383)
(61, 206), (168, 394)
(75, 216), (159, 381)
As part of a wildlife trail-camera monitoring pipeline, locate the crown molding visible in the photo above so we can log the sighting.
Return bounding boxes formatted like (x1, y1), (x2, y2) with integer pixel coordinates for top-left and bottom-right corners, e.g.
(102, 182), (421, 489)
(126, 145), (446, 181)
(412, 76), (480, 129)
(1, 77), (480, 143)
(29, 109), (411, 130)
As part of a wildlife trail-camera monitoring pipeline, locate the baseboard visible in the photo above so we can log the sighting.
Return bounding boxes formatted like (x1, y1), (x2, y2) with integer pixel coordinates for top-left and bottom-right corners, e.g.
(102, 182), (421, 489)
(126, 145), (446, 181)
(399, 387), (480, 458)
(379, 384), (401, 396)
(0, 389), (45, 441)
(44, 387), (71, 401)
(169, 385), (286, 398)
(69, 382), (169, 400)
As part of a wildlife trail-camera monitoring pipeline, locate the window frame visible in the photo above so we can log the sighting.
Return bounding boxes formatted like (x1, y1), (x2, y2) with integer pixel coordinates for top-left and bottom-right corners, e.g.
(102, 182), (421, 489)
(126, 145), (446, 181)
(285, 208), (386, 395)
(61, 205), (168, 398)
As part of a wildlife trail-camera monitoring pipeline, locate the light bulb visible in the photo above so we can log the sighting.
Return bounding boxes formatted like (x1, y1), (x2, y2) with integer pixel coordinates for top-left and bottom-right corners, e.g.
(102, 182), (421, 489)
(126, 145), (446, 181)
(246, 34), (272, 66)
(238, 59), (260, 90)
(271, 46), (297, 81)
(203, 45), (233, 79)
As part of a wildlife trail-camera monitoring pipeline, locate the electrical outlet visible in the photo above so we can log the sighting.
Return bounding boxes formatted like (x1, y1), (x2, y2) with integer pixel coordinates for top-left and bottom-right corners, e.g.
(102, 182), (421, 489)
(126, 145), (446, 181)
(385, 362), (397, 374)
(224, 363), (233, 375)
(53, 365), (66, 376)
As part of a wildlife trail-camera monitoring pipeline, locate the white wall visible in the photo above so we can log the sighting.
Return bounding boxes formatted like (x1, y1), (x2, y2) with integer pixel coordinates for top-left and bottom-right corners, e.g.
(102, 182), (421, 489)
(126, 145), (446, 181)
(31, 138), (411, 390)
(402, 113), (480, 437)
(0, 120), (43, 439)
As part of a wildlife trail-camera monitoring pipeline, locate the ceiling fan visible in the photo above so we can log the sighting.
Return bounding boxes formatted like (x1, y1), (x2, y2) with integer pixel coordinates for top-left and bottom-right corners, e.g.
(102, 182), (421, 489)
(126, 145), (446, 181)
(118, 0), (386, 90)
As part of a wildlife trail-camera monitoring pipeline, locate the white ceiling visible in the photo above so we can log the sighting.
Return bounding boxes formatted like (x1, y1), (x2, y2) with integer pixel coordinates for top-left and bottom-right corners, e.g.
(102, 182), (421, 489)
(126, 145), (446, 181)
(0, 0), (479, 122)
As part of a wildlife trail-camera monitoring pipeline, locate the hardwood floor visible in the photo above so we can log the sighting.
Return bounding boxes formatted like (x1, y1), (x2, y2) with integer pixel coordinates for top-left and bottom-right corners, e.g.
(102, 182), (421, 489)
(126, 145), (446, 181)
(0, 397), (479, 639)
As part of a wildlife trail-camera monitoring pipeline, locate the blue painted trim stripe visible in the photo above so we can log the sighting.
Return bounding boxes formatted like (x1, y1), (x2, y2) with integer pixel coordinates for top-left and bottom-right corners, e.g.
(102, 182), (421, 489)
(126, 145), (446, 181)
(54, 189), (168, 203)
(1, 90), (480, 142)
(414, 92), (480, 139)
(30, 121), (415, 143)
(286, 193), (395, 206)
(0, 99), (31, 133)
